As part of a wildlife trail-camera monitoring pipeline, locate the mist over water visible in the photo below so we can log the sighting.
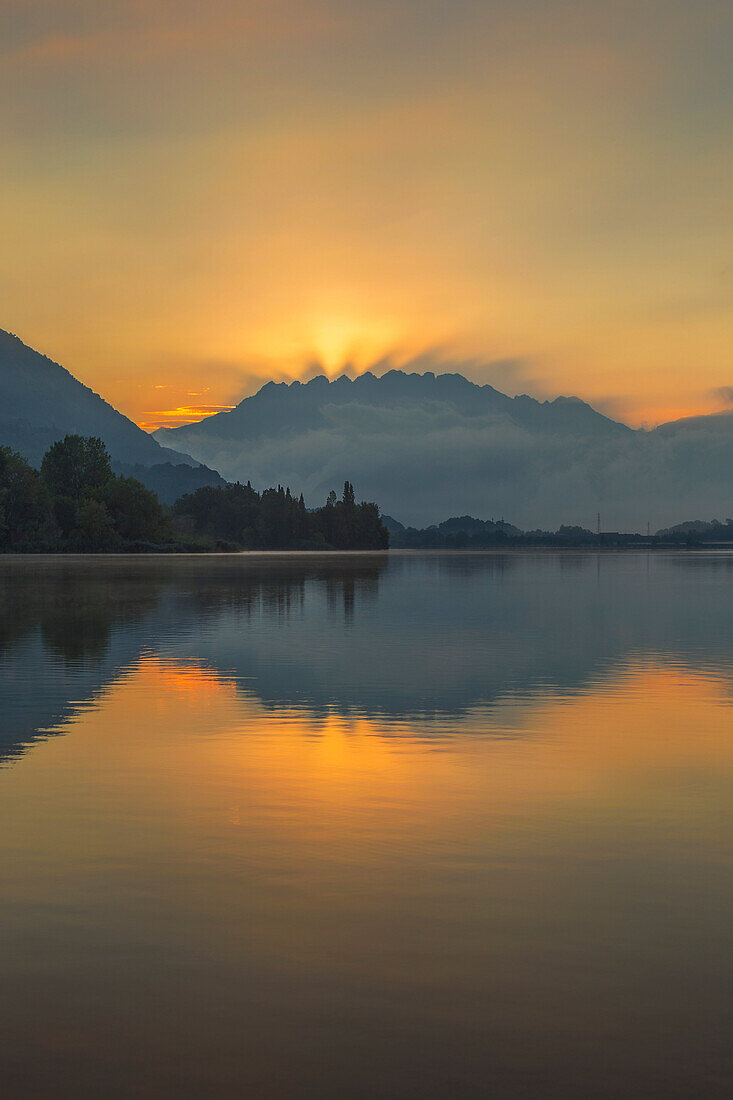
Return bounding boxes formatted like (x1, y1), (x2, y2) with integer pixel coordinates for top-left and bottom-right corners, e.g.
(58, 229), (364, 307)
(1, 552), (733, 1097)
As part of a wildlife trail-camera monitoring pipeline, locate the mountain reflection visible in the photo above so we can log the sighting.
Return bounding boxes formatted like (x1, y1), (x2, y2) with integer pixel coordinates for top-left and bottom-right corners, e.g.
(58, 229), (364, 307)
(1, 551), (733, 765)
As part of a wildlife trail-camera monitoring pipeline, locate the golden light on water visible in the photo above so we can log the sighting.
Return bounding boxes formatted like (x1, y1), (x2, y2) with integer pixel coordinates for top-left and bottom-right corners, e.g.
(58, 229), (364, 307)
(9, 656), (731, 841)
(3, 611), (733, 1095)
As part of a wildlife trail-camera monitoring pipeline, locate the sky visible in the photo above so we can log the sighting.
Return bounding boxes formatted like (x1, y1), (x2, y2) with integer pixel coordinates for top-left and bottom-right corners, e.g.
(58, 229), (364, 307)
(1, 0), (731, 430)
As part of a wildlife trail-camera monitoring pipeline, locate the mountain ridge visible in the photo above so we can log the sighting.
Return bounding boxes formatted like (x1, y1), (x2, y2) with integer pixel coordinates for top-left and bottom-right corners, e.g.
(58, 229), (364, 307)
(154, 368), (733, 530)
(157, 368), (631, 445)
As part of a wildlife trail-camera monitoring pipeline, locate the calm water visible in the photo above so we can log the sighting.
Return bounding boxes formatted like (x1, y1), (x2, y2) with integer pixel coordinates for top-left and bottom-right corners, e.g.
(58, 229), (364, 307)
(1, 551), (733, 1098)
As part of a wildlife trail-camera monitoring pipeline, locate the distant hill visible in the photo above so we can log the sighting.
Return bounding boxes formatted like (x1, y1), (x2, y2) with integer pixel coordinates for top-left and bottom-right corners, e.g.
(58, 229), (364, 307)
(155, 368), (733, 530)
(656, 518), (733, 542)
(111, 461), (227, 505)
(0, 329), (226, 501)
(381, 515), (405, 536)
(437, 515), (523, 538)
(388, 515), (633, 548)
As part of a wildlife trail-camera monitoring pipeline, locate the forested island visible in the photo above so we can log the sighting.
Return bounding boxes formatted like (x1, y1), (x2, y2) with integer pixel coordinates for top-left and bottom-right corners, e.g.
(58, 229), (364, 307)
(0, 436), (388, 552)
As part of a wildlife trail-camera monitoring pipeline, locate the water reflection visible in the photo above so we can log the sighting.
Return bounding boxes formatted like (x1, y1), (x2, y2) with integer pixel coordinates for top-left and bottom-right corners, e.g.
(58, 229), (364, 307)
(2, 552), (733, 763)
(2, 553), (733, 1096)
(1, 617), (733, 1094)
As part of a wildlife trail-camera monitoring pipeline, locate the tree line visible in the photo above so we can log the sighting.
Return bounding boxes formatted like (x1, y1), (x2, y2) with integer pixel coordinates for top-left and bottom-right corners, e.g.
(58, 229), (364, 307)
(172, 479), (389, 550)
(0, 436), (175, 551)
(0, 436), (389, 552)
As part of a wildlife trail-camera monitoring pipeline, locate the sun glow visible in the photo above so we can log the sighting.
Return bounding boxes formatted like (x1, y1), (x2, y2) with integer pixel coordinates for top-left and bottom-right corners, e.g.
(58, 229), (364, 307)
(305, 314), (400, 376)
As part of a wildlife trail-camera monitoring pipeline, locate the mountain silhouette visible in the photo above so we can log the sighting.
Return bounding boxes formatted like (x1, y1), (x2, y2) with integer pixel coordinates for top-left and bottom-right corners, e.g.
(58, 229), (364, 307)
(155, 369), (733, 530)
(157, 369), (629, 444)
(0, 328), (224, 499)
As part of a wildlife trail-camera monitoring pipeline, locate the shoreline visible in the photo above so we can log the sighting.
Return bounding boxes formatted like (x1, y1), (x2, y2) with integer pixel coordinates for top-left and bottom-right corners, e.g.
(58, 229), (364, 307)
(2, 544), (733, 560)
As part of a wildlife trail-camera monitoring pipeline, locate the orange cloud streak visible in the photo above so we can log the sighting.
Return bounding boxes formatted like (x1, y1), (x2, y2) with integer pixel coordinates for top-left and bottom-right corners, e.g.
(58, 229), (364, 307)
(140, 405), (235, 431)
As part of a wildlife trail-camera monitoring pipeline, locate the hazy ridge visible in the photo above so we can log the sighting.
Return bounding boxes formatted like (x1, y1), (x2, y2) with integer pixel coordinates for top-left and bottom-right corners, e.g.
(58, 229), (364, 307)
(156, 370), (733, 530)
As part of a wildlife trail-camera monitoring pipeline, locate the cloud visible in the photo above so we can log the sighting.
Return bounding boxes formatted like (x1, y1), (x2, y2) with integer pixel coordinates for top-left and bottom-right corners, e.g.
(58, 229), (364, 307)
(713, 386), (733, 408)
(139, 405), (236, 431)
(2, 2), (363, 71)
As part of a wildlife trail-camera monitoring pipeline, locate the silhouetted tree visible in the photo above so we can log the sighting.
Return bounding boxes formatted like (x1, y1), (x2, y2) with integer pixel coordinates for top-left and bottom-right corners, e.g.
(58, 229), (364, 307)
(174, 481), (389, 550)
(34, 436), (171, 550)
(101, 476), (169, 543)
(0, 446), (54, 549)
(41, 435), (112, 500)
(74, 499), (116, 551)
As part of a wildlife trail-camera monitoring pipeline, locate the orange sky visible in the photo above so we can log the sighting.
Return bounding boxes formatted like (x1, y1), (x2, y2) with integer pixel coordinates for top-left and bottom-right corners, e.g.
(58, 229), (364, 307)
(1, 0), (731, 430)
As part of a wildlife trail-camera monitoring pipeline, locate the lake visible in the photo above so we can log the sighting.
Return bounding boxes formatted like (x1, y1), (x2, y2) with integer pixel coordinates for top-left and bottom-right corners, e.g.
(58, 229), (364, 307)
(1, 551), (732, 1098)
